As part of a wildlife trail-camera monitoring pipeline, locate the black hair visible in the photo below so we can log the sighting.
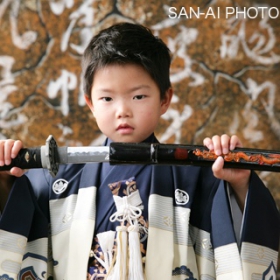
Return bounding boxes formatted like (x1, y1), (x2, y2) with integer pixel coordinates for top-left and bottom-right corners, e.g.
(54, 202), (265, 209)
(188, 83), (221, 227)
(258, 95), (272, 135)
(82, 22), (171, 100)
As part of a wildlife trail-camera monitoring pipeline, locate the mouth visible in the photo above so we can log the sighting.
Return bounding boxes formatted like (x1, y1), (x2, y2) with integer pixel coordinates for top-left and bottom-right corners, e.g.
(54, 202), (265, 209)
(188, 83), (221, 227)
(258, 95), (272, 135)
(117, 124), (134, 134)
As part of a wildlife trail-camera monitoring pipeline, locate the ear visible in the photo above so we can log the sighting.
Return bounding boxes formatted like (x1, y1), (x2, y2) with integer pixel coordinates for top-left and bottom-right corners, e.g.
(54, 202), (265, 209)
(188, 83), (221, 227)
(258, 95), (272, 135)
(160, 87), (173, 115)
(84, 95), (95, 114)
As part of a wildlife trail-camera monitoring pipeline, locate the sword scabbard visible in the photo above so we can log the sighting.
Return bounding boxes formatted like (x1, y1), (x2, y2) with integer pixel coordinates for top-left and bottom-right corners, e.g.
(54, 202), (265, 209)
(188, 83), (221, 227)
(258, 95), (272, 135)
(110, 142), (280, 172)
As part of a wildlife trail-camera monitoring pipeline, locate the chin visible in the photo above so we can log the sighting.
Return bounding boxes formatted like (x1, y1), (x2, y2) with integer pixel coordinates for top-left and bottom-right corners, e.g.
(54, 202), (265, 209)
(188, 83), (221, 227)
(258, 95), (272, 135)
(113, 134), (144, 143)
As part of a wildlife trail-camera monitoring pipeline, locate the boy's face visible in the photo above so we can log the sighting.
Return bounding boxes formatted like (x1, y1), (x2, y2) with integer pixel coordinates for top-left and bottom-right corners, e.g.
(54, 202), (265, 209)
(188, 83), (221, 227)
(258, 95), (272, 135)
(85, 63), (172, 142)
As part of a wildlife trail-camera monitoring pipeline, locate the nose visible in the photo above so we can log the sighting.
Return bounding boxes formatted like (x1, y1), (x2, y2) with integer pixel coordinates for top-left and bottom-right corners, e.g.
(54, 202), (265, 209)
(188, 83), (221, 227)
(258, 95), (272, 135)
(116, 100), (131, 118)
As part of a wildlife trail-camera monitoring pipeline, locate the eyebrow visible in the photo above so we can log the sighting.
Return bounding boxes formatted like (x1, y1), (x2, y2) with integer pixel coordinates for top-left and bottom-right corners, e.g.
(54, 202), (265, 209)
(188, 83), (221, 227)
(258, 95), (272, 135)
(96, 84), (151, 93)
(129, 85), (151, 92)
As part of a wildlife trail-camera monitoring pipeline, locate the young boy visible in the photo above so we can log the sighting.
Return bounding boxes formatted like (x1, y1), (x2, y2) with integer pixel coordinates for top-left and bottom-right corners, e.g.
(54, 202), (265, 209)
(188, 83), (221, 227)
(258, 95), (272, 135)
(0, 22), (279, 280)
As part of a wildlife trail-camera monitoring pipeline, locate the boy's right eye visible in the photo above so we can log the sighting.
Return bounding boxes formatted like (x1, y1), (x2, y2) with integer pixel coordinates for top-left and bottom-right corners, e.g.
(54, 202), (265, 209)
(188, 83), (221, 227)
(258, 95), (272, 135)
(101, 97), (112, 102)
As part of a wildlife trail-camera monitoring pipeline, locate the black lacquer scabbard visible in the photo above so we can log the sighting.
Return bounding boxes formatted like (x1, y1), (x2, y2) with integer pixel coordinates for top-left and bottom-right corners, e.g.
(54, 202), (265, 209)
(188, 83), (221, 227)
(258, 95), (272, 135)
(110, 142), (280, 172)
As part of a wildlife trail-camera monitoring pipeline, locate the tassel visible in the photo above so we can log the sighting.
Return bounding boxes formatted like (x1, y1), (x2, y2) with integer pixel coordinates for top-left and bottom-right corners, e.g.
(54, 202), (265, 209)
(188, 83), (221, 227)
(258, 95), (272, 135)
(106, 191), (145, 280)
(106, 225), (128, 280)
(97, 230), (116, 271)
(128, 224), (145, 280)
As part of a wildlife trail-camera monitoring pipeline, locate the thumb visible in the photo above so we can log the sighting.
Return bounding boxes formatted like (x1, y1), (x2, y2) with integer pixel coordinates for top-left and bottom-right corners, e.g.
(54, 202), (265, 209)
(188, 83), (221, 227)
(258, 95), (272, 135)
(10, 167), (25, 177)
(212, 156), (225, 179)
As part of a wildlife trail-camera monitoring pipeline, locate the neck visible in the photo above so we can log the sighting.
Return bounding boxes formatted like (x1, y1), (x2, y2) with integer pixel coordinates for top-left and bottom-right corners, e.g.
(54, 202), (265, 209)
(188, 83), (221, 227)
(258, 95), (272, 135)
(106, 134), (158, 146)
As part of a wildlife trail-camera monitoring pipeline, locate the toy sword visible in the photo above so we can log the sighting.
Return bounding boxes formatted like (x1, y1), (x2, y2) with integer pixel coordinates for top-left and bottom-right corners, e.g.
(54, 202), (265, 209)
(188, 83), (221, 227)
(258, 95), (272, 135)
(1, 135), (280, 177)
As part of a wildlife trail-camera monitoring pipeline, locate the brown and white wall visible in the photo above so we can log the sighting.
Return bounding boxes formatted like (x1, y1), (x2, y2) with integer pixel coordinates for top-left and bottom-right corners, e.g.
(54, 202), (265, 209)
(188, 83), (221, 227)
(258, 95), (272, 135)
(0, 0), (279, 273)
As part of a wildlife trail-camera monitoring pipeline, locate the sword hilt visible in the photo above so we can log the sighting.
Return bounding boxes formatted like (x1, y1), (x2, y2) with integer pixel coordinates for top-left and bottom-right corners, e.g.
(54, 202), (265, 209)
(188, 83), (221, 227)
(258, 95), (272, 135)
(0, 147), (42, 170)
(0, 135), (60, 177)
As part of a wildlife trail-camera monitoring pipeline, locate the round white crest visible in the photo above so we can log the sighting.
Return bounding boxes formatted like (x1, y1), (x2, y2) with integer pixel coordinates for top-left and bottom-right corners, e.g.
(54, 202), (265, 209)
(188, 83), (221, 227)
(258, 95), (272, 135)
(175, 189), (189, 205)
(52, 179), (69, 194)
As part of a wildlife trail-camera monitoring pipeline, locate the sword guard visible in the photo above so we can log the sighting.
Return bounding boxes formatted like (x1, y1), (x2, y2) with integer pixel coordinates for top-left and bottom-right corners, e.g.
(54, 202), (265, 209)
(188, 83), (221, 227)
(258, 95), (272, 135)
(43, 135), (59, 177)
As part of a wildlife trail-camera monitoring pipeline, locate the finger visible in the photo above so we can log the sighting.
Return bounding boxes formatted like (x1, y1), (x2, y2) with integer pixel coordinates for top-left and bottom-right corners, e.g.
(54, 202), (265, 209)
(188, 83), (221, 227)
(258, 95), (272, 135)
(4, 140), (17, 165)
(212, 135), (222, 156)
(220, 134), (231, 155)
(230, 135), (243, 149)
(203, 137), (214, 150)
(11, 140), (23, 159)
(0, 141), (4, 166)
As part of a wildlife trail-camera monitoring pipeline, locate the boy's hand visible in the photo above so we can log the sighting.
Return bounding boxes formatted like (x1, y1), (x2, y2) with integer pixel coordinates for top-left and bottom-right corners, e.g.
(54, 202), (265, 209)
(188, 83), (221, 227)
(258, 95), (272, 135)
(203, 134), (250, 210)
(0, 139), (25, 177)
(0, 139), (25, 211)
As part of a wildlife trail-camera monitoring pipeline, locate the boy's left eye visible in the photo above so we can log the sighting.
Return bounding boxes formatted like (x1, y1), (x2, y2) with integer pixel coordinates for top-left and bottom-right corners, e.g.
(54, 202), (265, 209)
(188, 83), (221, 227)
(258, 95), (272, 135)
(133, 95), (146, 100)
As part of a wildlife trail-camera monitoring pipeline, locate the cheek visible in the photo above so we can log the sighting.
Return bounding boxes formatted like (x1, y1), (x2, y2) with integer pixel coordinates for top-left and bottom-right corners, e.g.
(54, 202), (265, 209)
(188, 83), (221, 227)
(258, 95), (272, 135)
(94, 108), (112, 124)
(139, 110), (160, 127)
(144, 105), (161, 118)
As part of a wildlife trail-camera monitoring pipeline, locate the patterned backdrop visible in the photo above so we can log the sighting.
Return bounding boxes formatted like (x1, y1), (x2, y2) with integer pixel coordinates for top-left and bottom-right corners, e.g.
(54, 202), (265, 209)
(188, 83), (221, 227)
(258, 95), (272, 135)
(0, 0), (280, 274)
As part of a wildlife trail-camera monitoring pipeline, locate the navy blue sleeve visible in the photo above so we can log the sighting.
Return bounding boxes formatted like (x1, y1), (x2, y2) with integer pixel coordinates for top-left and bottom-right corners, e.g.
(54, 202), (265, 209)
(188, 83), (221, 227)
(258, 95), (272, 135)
(241, 172), (280, 251)
(0, 175), (49, 241)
